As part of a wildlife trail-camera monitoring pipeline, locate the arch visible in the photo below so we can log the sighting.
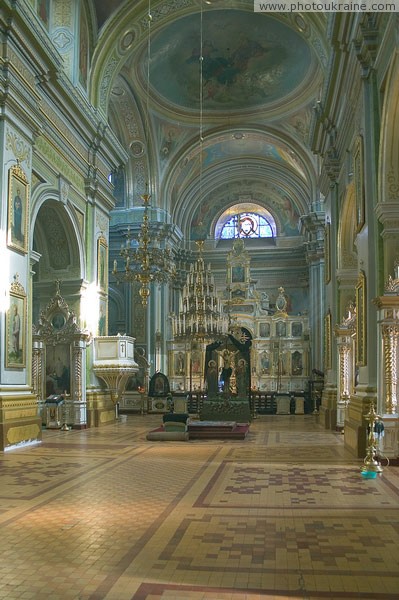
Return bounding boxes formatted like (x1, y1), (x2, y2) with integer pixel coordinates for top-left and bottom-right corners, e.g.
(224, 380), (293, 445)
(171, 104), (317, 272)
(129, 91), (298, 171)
(377, 49), (399, 280)
(379, 50), (399, 204)
(163, 126), (316, 240)
(31, 191), (86, 282)
(31, 195), (84, 324)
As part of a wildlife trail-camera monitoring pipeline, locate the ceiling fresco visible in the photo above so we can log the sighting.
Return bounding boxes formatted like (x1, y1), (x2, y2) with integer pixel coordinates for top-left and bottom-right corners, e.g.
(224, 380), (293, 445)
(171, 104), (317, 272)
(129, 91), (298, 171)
(105, 4), (326, 243)
(146, 11), (313, 112)
(200, 136), (307, 179)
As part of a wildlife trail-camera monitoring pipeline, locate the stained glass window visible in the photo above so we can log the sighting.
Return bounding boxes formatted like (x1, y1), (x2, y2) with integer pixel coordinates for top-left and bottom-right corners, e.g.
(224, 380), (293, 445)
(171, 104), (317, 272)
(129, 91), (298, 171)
(220, 212), (274, 239)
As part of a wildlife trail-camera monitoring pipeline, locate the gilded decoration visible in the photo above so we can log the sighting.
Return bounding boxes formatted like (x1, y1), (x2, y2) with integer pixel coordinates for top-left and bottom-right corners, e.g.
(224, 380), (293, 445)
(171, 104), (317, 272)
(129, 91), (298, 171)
(324, 219), (331, 284)
(32, 280), (86, 345)
(353, 135), (365, 233)
(7, 424), (41, 445)
(7, 162), (30, 255)
(324, 309), (332, 371)
(381, 324), (398, 414)
(6, 130), (31, 166)
(355, 270), (367, 366)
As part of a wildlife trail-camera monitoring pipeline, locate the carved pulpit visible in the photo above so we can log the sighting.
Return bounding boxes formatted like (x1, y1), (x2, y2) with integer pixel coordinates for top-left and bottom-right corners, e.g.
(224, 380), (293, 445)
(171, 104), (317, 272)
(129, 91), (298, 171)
(92, 335), (139, 407)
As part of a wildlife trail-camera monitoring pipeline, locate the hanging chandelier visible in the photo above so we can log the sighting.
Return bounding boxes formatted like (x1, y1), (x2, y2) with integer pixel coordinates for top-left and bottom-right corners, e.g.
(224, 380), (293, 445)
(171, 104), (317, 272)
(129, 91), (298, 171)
(112, 191), (176, 306)
(171, 240), (227, 339)
(112, 2), (176, 306)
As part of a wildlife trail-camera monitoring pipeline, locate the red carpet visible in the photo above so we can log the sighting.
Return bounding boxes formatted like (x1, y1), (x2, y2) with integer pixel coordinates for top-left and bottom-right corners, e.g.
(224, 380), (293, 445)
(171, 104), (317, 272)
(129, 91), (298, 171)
(147, 421), (250, 441)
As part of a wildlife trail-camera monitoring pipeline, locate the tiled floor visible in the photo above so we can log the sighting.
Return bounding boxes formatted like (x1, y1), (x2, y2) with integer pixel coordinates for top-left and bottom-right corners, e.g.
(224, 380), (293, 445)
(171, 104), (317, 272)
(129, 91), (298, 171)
(0, 414), (398, 600)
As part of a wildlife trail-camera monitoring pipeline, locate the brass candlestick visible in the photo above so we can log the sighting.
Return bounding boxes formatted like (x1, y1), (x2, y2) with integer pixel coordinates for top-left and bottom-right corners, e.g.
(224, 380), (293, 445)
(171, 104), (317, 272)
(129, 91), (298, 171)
(361, 401), (383, 478)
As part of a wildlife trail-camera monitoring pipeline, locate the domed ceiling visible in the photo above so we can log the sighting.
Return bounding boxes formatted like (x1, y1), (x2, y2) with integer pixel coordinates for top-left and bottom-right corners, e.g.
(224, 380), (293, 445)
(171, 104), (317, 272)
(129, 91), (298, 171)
(102, 2), (328, 241)
(144, 11), (313, 114)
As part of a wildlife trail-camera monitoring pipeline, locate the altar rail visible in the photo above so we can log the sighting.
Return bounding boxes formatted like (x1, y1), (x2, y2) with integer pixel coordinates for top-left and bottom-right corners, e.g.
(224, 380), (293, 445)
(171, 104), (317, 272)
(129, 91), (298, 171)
(177, 391), (313, 416)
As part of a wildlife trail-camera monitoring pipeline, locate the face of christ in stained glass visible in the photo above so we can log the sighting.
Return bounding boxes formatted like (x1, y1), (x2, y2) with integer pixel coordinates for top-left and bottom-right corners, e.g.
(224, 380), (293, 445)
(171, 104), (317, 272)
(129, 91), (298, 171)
(239, 216), (256, 237)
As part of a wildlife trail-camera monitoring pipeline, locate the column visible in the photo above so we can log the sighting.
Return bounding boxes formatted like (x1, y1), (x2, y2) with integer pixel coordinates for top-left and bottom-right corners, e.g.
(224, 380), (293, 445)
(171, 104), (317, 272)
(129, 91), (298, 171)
(381, 323), (398, 415)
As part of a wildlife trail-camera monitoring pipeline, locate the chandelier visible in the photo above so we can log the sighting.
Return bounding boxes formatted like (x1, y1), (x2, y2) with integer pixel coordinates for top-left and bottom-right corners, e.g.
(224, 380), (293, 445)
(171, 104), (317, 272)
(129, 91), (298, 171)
(112, 3), (176, 306)
(112, 191), (176, 306)
(171, 240), (227, 339)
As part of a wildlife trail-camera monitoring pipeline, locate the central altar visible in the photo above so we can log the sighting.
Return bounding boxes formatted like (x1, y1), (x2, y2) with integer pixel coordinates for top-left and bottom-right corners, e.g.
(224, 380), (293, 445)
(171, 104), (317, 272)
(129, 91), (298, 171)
(200, 395), (252, 422)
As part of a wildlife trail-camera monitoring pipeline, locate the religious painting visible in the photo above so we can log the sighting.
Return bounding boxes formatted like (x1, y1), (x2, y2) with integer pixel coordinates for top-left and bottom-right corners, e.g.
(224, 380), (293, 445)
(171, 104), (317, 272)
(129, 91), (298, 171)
(356, 270), (367, 366)
(259, 322), (270, 338)
(291, 351), (303, 375)
(98, 296), (107, 336)
(291, 322), (303, 337)
(97, 236), (108, 291)
(6, 288), (26, 369)
(191, 349), (202, 375)
(232, 265), (245, 283)
(260, 350), (270, 374)
(51, 312), (66, 331)
(324, 219), (331, 284)
(150, 11), (312, 112)
(174, 351), (186, 375)
(353, 135), (365, 233)
(7, 163), (29, 254)
(276, 321), (287, 337)
(45, 344), (71, 396)
(148, 372), (170, 396)
(324, 310), (332, 371)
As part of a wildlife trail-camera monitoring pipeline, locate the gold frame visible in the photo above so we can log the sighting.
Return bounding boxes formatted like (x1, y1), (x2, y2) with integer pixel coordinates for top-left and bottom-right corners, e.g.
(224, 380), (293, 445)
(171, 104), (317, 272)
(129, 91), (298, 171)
(7, 163), (29, 254)
(97, 236), (108, 291)
(355, 270), (367, 366)
(353, 135), (365, 233)
(324, 219), (331, 284)
(6, 287), (27, 369)
(324, 309), (332, 371)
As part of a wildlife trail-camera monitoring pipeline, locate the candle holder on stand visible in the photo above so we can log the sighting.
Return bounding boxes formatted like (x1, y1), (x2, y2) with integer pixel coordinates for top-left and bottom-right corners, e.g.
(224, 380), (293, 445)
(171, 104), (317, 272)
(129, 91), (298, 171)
(361, 401), (383, 478)
(60, 391), (71, 431)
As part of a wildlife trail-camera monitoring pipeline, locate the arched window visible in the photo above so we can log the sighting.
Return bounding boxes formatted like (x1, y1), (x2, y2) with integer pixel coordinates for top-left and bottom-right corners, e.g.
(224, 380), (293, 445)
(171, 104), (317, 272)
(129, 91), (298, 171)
(220, 211), (275, 239)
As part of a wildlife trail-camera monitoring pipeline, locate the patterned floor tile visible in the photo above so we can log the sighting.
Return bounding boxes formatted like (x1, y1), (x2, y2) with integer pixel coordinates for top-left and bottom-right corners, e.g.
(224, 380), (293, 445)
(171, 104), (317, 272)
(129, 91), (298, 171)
(0, 415), (398, 600)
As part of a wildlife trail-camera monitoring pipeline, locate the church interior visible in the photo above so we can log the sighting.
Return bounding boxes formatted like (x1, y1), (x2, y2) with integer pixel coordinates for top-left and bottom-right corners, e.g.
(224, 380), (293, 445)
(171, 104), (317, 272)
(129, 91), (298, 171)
(1, 1), (399, 598)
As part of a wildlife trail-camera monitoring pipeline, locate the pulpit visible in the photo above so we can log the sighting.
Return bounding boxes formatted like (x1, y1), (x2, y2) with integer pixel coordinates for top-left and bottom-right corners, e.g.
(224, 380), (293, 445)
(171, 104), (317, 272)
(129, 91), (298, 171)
(92, 336), (139, 411)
